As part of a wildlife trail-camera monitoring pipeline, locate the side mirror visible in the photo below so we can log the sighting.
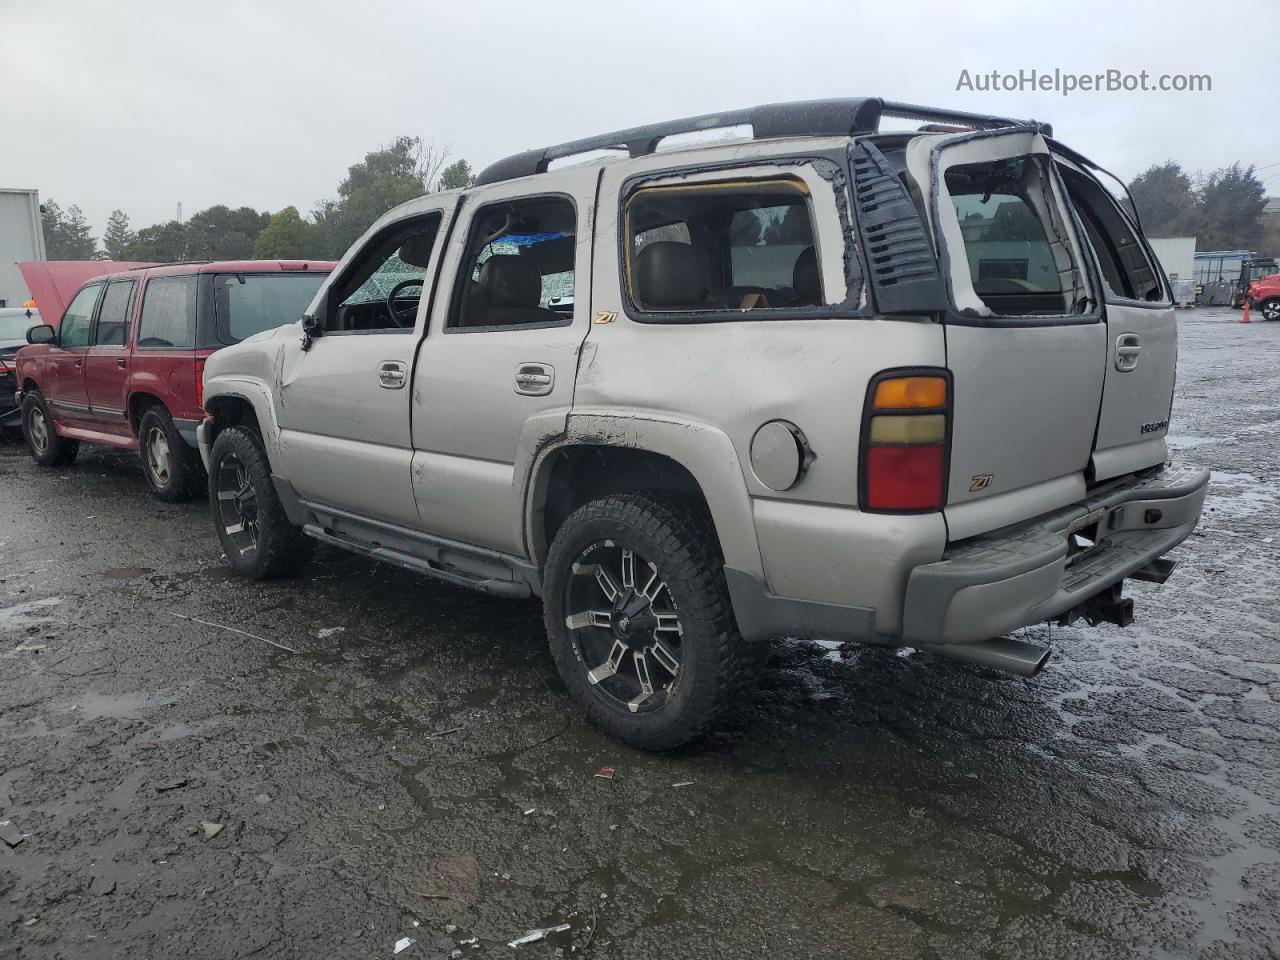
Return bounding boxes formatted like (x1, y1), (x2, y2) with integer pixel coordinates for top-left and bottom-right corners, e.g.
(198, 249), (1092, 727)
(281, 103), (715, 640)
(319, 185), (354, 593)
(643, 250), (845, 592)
(26, 324), (56, 345)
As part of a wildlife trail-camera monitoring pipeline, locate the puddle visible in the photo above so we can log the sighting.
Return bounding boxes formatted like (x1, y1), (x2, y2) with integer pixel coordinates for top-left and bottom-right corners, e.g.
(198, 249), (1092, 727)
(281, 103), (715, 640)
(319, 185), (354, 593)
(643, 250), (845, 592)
(101, 567), (155, 580)
(0, 596), (64, 632)
(1205, 471), (1278, 519)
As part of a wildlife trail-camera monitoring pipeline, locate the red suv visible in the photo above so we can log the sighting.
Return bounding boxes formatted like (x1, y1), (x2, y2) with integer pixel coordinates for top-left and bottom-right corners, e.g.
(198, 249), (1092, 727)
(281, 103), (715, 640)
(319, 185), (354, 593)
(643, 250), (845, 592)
(1247, 273), (1280, 321)
(15, 260), (334, 500)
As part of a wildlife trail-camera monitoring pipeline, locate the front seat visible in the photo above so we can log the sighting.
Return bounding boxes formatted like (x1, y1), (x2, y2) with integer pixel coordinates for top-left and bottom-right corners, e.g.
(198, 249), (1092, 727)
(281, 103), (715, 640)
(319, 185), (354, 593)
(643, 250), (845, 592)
(472, 254), (558, 326)
(634, 241), (708, 311)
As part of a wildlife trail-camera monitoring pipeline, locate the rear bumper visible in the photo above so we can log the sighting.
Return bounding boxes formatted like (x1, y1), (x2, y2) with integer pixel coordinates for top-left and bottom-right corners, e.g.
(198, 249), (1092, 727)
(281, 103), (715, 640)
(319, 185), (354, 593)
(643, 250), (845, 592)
(901, 460), (1208, 646)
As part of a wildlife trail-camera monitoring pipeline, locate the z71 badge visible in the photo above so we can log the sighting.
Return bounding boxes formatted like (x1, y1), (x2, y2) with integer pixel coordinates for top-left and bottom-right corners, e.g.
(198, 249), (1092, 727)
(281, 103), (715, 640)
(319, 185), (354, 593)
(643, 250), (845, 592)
(970, 474), (994, 493)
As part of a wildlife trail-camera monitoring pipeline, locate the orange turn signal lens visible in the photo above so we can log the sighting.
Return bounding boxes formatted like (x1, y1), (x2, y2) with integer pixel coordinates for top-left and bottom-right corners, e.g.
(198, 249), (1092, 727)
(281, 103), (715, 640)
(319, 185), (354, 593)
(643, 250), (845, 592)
(873, 376), (947, 410)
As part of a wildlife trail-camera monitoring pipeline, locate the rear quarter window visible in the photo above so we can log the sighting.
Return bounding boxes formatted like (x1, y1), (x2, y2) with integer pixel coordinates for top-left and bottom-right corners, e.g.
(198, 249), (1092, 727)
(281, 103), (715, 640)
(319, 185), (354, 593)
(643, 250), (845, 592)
(137, 276), (197, 349)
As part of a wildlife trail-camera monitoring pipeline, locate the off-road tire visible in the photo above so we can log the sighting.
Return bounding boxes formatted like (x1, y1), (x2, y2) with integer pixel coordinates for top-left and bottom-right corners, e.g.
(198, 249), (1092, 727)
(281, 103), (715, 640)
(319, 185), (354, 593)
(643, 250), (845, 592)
(21, 391), (79, 466)
(208, 426), (313, 579)
(138, 405), (204, 502)
(543, 493), (763, 750)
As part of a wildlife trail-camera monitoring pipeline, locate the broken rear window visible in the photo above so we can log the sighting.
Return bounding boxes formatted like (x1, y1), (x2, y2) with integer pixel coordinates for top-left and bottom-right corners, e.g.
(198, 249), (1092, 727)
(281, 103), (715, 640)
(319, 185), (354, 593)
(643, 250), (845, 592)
(945, 156), (1087, 317)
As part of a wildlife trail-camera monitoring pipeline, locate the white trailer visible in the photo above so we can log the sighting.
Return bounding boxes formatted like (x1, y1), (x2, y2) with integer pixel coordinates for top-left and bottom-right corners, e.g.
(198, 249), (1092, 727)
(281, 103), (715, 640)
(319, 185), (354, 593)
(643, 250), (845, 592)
(0, 188), (47, 309)
(1146, 237), (1196, 306)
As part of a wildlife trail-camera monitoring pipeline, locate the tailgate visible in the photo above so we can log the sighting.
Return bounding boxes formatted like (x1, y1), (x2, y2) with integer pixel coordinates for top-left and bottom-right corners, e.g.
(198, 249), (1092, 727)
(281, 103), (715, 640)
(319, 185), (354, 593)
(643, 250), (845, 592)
(905, 129), (1105, 538)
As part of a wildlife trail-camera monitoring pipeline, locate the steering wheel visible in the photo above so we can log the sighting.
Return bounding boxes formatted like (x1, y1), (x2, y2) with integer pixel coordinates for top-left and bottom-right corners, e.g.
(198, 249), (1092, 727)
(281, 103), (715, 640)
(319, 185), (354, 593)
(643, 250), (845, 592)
(385, 278), (424, 328)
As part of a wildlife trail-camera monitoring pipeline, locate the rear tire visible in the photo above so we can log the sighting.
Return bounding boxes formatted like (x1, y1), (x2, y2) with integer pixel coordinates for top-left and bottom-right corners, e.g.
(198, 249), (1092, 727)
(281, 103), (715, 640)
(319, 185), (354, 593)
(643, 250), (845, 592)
(138, 405), (203, 502)
(208, 426), (313, 579)
(21, 391), (79, 466)
(543, 493), (763, 750)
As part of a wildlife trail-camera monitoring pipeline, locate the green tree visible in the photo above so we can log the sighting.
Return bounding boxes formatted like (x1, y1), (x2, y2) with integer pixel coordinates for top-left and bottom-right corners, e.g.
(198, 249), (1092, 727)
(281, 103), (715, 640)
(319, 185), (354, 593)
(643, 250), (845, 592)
(123, 221), (188, 262)
(1197, 164), (1266, 250)
(439, 159), (475, 191)
(1127, 161), (1200, 237)
(184, 205), (270, 260)
(313, 136), (439, 257)
(41, 199), (98, 258)
(254, 207), (318, 258)
(102, 209), (134, 260)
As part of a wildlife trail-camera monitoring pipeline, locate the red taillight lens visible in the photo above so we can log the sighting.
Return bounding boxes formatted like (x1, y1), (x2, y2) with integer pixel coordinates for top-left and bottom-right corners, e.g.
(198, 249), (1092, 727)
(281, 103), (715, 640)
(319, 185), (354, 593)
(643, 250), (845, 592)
(194, 358), (206, 408)
(860, 372), (950, 513)
(864, 445), (945, 510)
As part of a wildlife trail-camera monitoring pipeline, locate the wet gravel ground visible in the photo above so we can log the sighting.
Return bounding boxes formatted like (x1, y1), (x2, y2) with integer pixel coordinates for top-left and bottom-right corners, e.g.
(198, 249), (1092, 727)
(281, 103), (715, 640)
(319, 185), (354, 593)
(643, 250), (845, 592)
(1, 307), (1278, 960)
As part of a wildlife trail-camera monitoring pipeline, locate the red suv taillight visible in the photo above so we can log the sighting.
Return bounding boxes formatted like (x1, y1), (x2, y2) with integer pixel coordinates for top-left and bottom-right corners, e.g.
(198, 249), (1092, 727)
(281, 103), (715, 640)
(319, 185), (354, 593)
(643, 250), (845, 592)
(194, 357), (206, 408)
(859, 371), (950, 513)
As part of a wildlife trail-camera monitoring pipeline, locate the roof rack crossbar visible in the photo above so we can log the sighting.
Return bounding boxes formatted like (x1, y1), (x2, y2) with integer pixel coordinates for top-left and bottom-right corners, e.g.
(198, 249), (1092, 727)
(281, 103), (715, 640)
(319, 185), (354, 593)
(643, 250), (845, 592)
(475, 97), (1049, 185)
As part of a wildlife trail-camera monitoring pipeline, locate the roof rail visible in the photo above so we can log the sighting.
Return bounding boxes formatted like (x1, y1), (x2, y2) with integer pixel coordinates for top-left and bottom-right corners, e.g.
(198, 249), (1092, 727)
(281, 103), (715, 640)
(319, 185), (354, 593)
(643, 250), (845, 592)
(126, 260), (213, 270)
(474, 97), (1048, 185)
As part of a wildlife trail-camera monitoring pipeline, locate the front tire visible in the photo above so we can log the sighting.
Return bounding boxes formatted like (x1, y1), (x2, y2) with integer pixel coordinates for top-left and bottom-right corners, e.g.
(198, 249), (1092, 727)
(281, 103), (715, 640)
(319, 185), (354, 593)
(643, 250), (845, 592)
(21, 391), (79, 466)
(138, 406), (204, 502)
(208, 426), (313, 579)
(543, 493), (763, 750)
(1260, 298), (1280, 322)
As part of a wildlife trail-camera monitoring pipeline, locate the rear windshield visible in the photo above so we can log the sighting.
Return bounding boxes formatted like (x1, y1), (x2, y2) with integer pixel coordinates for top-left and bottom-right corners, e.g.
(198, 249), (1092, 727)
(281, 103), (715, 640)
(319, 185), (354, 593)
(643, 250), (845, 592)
(945, 156), (1087, 317)
(213, 273), (326, 343)
(0, 312), (36, 341)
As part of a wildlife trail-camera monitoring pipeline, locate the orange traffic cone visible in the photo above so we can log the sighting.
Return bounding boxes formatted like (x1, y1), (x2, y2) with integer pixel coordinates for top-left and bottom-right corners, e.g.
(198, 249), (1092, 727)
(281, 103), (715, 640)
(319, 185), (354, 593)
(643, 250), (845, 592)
(1242, 298), (1251, 323)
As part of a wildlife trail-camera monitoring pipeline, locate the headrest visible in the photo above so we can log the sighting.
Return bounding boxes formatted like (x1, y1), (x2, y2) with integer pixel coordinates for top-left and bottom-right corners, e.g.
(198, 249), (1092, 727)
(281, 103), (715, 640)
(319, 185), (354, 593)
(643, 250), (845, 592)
(635, 241), (706, 308)
(793, 246), (820, 304)
(398, 232), (436, 268)
(478, 255), (543, 308)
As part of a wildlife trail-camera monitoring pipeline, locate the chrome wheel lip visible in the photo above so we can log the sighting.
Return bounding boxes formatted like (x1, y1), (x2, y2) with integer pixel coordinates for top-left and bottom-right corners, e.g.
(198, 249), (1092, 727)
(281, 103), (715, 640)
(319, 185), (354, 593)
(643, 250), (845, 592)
(563, 539), (684, 715)
(214, 452), (259, 557)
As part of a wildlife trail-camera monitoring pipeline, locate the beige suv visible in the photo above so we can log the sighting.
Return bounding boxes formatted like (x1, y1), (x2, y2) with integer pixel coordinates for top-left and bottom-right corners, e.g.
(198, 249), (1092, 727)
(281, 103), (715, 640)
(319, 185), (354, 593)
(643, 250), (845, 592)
(198, 98), (1208, 749)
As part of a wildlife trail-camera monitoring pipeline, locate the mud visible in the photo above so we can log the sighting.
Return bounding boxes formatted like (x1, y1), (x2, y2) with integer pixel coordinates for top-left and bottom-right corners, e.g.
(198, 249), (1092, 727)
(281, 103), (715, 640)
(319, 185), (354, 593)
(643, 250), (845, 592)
(1, 308), (1278, 959)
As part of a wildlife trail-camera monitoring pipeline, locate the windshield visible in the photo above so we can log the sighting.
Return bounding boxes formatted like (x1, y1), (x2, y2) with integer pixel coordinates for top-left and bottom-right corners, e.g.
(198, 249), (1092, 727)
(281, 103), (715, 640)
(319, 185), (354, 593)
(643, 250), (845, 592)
(213, 273), (326, 342)
(0, 312), (38, 341)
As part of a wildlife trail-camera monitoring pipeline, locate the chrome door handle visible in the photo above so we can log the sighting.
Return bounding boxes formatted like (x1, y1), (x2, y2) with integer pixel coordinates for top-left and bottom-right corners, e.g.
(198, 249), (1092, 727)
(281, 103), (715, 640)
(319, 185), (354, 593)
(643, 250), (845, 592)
(1115, 333), (1141, 372)
(514, 363), (554, 396)
(378, 360), (408, 389)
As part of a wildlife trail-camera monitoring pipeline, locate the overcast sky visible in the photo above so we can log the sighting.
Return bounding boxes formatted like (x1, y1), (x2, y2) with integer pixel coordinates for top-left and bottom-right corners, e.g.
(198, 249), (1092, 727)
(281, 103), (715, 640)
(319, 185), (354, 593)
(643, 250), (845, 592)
(5, 0), (1279, 236)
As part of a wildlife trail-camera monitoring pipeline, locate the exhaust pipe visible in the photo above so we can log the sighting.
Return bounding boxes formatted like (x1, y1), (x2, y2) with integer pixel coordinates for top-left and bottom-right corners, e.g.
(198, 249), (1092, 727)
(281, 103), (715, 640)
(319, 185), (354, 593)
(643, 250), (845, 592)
(921, 636), (1051, 677)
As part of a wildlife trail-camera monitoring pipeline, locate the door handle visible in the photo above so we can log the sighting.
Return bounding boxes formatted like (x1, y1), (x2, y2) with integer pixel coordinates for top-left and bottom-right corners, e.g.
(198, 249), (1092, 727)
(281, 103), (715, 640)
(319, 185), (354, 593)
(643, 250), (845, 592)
(74, 358), (83, 368)
(378, 360), (408, 389)
(514, 363), (554, 397)
(1115, 333), (1141, 372)
(116, 358), (127, 369)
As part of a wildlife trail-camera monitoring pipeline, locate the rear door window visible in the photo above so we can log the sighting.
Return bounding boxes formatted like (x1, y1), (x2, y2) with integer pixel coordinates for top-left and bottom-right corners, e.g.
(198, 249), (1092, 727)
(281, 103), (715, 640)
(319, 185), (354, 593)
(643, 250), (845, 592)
(214, 273), (327, 342)
(92, 280), (136, 346)
(59, 284), (101, 349)
(137, 276), (197, 348)
(1058, 167), (1166, 303)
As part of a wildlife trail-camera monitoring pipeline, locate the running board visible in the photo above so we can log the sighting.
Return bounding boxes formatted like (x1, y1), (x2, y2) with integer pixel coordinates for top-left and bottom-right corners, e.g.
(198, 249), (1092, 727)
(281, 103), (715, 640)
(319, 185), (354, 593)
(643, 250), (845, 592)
(302, 524), (532, 599)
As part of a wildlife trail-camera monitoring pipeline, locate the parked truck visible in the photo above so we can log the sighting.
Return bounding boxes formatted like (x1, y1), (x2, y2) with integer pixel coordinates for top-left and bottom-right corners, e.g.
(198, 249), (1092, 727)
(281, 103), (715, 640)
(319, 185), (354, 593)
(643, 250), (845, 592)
(0, 188), (46, 309)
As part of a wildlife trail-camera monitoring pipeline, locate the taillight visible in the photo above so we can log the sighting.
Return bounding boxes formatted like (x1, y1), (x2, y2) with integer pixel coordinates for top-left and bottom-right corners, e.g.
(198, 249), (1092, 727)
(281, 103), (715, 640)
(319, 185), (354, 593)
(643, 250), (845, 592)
(860, 371), (950, 512)
(194, 357), (206, 408)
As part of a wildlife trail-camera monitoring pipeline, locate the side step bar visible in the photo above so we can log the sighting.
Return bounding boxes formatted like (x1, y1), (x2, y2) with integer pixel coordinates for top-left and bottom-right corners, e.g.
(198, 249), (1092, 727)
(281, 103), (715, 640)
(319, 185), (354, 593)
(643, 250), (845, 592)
(921, 636), (1052, 677)
(302, 524), (532, 599)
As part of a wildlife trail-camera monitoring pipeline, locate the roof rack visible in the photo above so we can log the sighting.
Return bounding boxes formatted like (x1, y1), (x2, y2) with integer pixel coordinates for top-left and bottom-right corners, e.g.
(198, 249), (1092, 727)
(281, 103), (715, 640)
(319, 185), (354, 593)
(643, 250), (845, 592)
(475, 97), (1048, 185)
(126, 260), (213, 270)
